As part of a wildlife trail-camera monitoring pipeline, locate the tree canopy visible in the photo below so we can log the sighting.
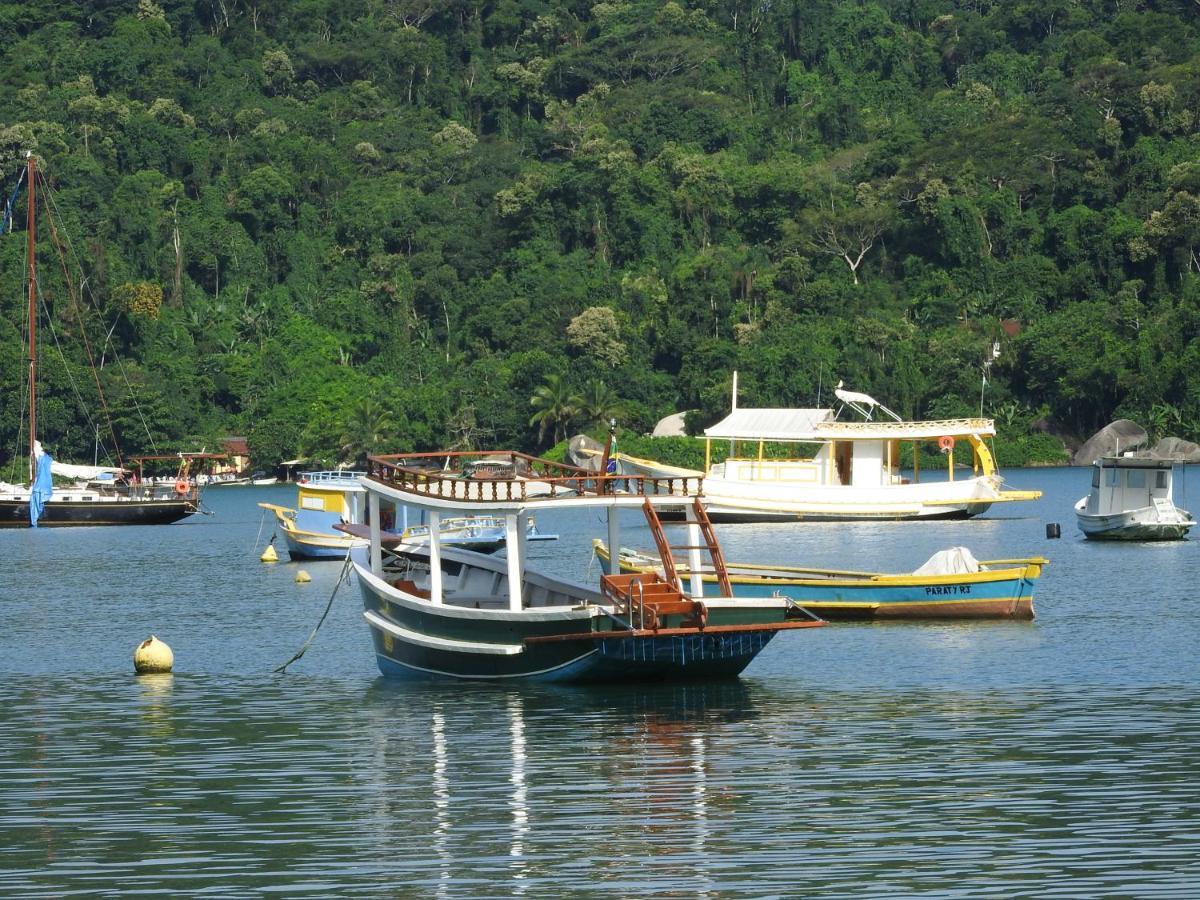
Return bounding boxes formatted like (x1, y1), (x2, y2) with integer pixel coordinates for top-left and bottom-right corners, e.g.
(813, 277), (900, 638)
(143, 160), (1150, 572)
(3, 0), (1199, 470)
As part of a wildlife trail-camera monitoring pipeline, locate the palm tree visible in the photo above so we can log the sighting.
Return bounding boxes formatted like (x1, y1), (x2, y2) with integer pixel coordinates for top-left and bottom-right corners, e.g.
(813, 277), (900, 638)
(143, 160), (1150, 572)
(529, 374), (577, 446)
(572, 379), (626, 430)
(339, 396), (397, 464)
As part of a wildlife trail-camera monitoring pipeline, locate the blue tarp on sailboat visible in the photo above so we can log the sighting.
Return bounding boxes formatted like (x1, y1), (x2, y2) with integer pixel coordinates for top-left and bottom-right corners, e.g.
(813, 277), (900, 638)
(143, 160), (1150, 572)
(30, 451), (53, 527)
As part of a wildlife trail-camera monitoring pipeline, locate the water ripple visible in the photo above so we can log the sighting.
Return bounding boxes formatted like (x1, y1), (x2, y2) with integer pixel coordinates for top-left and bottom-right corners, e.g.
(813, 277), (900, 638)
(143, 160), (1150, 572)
(2, 678), (1198, 897)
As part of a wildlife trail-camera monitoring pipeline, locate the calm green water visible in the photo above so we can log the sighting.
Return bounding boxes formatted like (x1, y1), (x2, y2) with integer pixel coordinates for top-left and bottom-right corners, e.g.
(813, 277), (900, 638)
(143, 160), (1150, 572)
(2, 468), (1199, 897)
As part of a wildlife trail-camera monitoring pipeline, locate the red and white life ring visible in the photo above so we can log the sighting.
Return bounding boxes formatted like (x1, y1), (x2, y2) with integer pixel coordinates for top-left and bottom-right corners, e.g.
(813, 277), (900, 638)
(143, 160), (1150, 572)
(938, 435), (956, 452)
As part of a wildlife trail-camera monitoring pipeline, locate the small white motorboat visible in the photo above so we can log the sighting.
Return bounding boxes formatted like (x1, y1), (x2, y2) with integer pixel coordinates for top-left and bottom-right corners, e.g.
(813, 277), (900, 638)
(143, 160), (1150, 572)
(1075, 454), (1195, 540)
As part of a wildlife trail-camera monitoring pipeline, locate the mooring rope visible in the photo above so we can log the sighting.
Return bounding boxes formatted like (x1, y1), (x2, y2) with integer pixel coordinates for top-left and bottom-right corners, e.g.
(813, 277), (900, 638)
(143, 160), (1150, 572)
(253, 506), (269, 550)
(275, 550), (354, 674)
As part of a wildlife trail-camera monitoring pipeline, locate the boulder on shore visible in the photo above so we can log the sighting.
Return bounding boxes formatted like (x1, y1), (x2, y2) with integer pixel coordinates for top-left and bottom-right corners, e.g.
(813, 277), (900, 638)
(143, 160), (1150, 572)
(651, 411), (691, 437)
(567, 434), (604, 470)
(1150, 436), (1200, 463)
(1072, 420), (1147, 465)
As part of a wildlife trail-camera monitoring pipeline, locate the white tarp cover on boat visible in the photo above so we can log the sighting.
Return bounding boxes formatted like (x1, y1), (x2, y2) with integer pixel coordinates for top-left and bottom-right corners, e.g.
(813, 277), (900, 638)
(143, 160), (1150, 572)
(703, 408), (834, 441)
(912, 547), (982, 575)
(50, 461), (127, 480)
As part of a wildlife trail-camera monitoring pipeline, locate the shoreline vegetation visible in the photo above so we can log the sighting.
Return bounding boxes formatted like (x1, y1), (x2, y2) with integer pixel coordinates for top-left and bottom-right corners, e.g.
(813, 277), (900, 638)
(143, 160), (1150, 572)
(2, 3), (1199, 475)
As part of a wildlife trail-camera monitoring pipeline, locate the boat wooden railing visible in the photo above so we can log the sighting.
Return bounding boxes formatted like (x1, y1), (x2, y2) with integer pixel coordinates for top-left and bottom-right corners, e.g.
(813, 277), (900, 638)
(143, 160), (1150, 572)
(366, 452), (702, 503)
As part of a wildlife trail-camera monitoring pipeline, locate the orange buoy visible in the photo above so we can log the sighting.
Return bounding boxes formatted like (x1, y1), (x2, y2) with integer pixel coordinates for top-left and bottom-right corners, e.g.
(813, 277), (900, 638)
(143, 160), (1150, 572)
(938, 435), (955, 452)
(174, 479), (190, 495)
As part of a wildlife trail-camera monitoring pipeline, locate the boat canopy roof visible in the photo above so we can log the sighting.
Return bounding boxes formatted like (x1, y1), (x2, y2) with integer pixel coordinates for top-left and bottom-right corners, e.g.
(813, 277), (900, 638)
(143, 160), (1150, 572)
(704, 408), (834, 441)
(1091, 454), (1180, 469)
(703, 408), (996, 441)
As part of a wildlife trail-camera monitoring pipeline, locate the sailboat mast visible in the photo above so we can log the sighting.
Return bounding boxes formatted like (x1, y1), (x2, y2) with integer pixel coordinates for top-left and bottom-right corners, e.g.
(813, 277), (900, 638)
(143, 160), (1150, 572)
(25, 152), (37, 481)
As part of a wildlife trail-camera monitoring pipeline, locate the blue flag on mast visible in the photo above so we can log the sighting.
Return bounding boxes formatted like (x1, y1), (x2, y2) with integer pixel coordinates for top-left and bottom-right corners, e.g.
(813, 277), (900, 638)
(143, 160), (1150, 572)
(30, 446), (53, 527)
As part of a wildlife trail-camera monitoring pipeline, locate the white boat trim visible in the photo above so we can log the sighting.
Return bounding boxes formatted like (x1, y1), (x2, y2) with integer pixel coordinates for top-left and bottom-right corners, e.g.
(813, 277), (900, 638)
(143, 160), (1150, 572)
(353, 557), (600, 622)
(363, 610), (525, 655)
(375, 647), (602, 680)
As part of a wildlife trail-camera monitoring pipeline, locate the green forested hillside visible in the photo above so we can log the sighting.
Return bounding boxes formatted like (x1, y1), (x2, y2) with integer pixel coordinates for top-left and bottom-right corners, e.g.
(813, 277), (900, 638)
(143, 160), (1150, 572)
(1, 0), (1198, 471)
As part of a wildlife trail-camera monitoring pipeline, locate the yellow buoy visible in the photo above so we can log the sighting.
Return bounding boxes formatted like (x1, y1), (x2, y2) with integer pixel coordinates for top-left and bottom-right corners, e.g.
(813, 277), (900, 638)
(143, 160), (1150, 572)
(134, 635), (174, 674)
(261, 543), (278, 562)
(295, 569), (311, 583)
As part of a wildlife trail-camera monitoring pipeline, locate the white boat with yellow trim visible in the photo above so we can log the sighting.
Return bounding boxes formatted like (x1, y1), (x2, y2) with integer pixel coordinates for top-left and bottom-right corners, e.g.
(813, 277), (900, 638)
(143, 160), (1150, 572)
(593, 541), (1046, 620)
(612, 382), (1041, 522)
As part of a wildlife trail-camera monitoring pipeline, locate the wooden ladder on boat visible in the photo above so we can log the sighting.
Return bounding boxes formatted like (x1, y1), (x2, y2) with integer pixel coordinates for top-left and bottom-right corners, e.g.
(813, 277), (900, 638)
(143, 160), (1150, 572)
(642, 498), (733, 597)
(595, 499), (731, 631)
(598, 571), (708, 632)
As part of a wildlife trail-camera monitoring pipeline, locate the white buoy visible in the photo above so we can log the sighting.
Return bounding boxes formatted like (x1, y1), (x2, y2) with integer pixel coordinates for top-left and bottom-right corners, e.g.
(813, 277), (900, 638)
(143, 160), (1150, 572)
(261, 543), (278, 562)
(134, 635), (174, 674)
(295, 569), (311, 583)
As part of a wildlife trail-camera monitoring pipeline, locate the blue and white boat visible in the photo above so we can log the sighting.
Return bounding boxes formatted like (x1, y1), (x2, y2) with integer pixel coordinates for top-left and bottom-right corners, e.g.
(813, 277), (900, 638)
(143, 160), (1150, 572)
(261, 470), (557, 560)
(260, 469), (368, 559)
(593, 542), (1046, 620)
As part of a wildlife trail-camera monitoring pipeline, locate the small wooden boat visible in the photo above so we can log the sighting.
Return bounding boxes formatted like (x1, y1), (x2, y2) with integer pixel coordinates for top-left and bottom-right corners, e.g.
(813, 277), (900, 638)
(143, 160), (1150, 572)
(592, 541), (1047, 620)
(1075, 455), (1194, 540)
(260, 470), (369, 559)
(342, 448), (824, 682)
(393, 515), (558, 554)
(261, 470), (558, 560)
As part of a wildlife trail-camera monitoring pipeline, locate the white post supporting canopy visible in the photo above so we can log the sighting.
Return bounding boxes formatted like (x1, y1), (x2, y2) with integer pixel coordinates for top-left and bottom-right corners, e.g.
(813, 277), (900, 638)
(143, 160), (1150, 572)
(505, 512), (523, 611)
(607, 506), (621, 576)
(428, 510), (443, 604)
(369, 491), (382, 576)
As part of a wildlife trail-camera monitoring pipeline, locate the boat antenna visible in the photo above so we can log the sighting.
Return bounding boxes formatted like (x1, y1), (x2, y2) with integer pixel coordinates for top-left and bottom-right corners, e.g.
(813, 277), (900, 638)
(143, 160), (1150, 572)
(731, 370), (738, 411)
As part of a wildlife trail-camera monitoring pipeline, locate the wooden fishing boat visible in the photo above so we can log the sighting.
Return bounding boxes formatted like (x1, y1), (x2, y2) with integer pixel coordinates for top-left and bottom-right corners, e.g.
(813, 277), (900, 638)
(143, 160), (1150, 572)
(592, 541), (1047, 620)
(1075, 455), (1194, 541)
(260, 470), (558, 560)
(341, 448), (824, 682)
(609, 378), (1041, 522)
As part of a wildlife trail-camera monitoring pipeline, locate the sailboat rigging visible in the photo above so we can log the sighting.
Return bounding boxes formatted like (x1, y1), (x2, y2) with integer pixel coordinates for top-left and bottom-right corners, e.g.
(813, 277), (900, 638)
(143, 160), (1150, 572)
(0, 152), (213, 527)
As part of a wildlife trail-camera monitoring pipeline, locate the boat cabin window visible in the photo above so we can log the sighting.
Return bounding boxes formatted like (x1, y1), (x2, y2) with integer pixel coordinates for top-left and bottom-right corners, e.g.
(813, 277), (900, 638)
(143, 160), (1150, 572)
(1157, 471), (1168, 490)
(1105, 468), (1119, 487)
(1127, 469), (1146, 489)
(1092, 467), (1101, 489)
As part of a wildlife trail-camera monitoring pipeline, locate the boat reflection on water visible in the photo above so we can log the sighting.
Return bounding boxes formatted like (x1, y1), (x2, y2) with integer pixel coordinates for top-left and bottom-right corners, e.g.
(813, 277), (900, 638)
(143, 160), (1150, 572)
(360, 679), (764, 892)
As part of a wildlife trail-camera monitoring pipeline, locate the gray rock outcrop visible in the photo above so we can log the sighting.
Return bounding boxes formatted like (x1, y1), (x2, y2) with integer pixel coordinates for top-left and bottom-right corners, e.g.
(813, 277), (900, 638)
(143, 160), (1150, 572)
(567, 434), (604, 470)
(651, 411), (691, 437)
(1072, 420), (1148, 465)
(1150, 437), (1200, 462)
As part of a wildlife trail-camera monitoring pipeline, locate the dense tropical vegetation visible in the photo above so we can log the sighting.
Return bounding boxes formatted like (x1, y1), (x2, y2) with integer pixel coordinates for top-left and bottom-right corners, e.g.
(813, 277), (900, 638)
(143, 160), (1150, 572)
(1, 0), (1199, 473)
